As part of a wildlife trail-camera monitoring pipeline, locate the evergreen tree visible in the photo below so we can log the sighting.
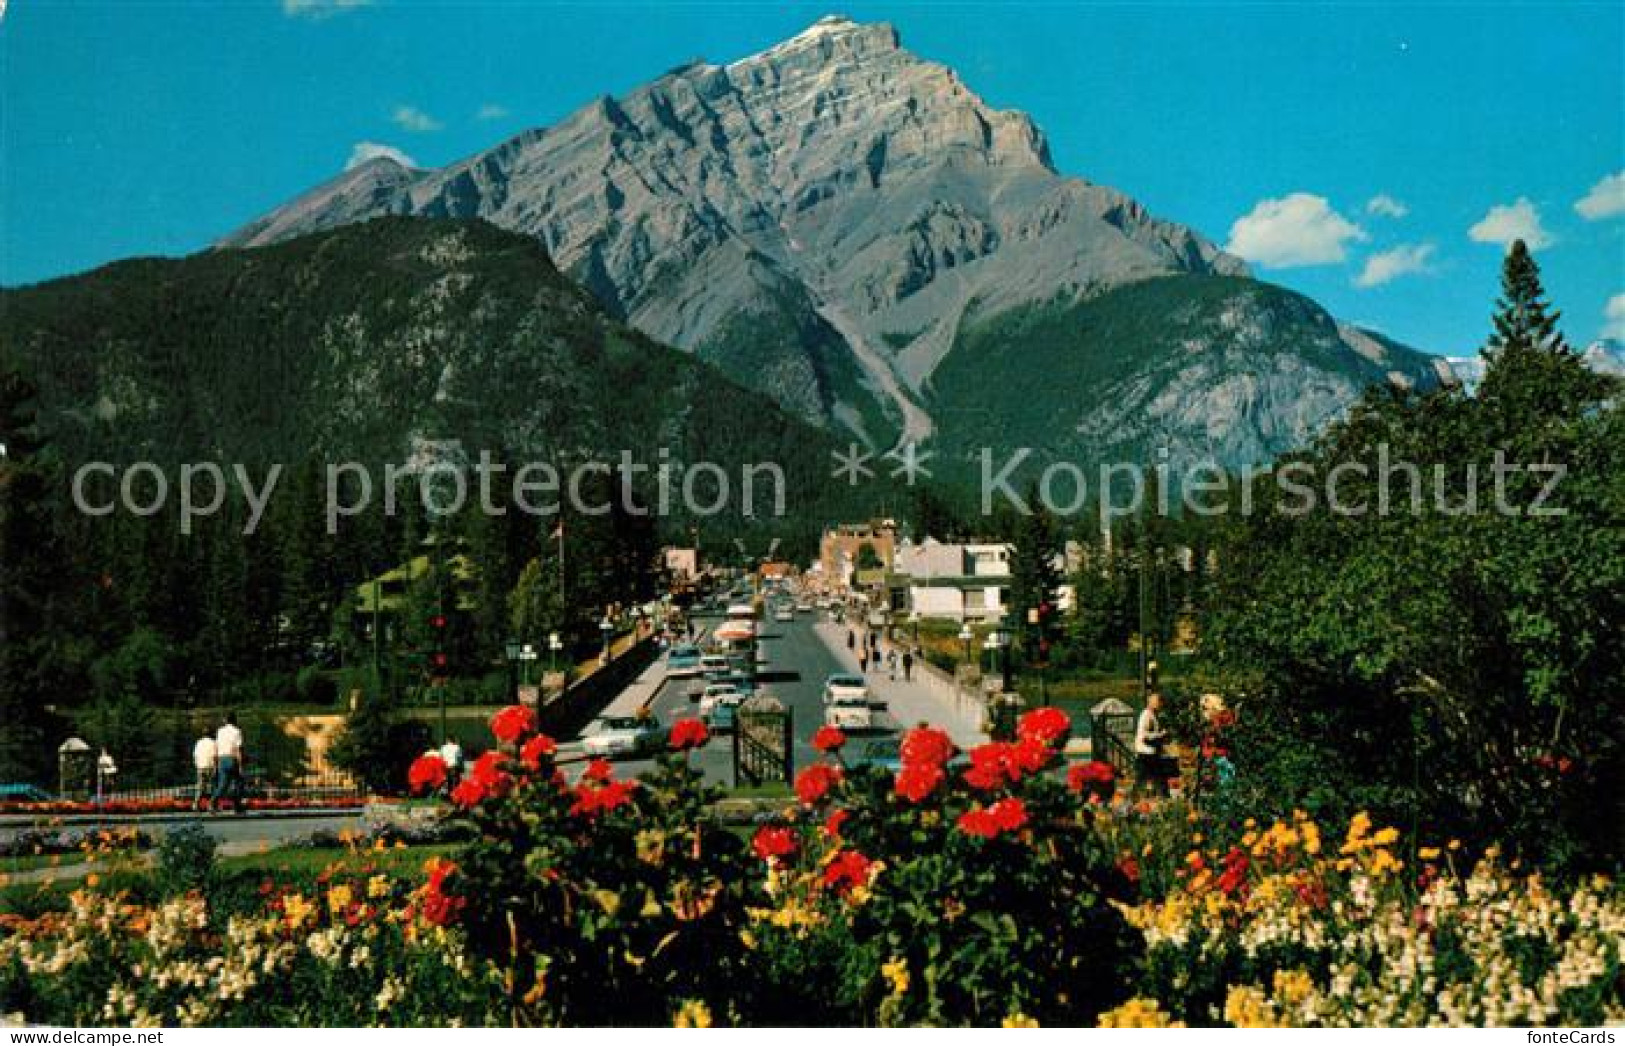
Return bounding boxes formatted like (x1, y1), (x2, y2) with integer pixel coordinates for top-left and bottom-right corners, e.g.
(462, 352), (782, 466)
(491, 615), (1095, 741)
(0, 364), (62, 783)
(1486, 240), (1565, 358)
(1008, 485), (1063, 663)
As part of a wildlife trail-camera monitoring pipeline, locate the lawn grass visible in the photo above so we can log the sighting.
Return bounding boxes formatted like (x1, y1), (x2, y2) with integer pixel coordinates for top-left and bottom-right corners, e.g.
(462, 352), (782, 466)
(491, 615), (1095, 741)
(216, 842), (460, 881)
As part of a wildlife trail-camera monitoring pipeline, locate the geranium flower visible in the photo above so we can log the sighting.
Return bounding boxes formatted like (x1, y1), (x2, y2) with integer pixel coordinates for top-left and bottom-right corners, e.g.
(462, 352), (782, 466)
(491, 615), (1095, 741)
(811, 726), (847, 752)
(583, 758), (614, 782)
(669, 717), (709, 751)
(519, 733), (558, 771)
(1017, 706), (1070, 746)
(823, 808), (850, 840)
(570, 778), (638, 817)
(421, 858), (466, 926)
(822, 849), (875, 895)
(407, 754), (447, 796)
(795, 764), (843, 806)
(957, 797), (1028, 839)
(751, 825), (798, 865)
(1067, 760), (1116, 792)
(450, 751), (513, 807)
(490, 704), (537, 745)
(894, 760), (945, 803)
(900, 726), (955, 769)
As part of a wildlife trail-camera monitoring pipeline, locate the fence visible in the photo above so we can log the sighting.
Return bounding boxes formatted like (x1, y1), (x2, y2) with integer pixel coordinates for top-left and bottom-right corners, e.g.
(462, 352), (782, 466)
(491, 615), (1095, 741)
(63, 771), (365, 807)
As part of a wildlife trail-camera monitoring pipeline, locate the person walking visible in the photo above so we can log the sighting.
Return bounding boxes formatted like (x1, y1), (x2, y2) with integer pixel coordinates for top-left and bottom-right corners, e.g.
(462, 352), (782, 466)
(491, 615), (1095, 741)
(211, 712), (246, 814)
(859, 649), (869, 674)
(1133, 693), (1169, 798)
(190, 733), (216, 811)
(902, 650), (914, 682)
(846, 629), (856, 651)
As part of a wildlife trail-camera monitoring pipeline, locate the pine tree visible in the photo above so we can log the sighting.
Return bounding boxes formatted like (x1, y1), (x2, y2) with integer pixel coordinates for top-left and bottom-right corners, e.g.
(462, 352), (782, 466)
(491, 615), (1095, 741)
(1486, 240), (1565, 357)
(0, 364), (62, 783)
(1008, 485), (1063, 663)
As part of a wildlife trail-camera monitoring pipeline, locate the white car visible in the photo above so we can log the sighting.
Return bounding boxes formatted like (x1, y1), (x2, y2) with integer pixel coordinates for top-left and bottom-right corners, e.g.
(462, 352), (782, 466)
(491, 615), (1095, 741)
(825, 695), (873, 731)
(773, 606), (794, 623)
(581, 715), (667, 759)
(696, 683), (740, 718)
(822, 673), (869, 704)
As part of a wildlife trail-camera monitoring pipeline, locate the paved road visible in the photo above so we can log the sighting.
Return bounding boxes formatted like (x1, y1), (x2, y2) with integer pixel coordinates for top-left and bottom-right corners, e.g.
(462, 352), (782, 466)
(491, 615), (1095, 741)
(564, 608), (985, 785)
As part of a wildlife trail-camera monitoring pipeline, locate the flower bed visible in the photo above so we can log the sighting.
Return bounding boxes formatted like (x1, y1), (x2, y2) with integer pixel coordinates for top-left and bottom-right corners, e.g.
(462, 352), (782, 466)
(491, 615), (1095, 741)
(0, 796), (382, 817)
(1, 704), (1620, 1027)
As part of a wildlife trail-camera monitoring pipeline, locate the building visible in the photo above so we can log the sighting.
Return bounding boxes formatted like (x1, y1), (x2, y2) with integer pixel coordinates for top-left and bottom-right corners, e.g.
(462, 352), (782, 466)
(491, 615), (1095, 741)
(896, 537), (1013, 622)
(663, 546), (700, 581)
(818, 520), (898, 591)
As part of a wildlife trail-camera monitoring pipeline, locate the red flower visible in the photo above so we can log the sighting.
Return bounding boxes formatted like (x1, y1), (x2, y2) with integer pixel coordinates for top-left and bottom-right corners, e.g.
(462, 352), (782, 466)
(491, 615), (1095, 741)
(900, 726), (955, 769)
(751, 825), (798, 865)
(450, 751), (513, 807)
(669, 717), (710, 751)
(823, 808), (850, 840)
(811, 726), (848, 753)
(1067, 760), (1116, 792)
(957, 797), (1028, 839)
(570, 778), (638, 817)
(519, 733), (558, 771)
(490, 704), (537, 745)
(583, 758), (614, 782)
(422, 858), (466, 926)
(407, 754), (448, 796)
(1216, 846), (1250, 897)
(1017, 707), (1071, 746)
(894, 760), (945, 803)
(822, 849), (875, 895)
(795, 764), (843, 806)
(1116, 855), (1141, 884)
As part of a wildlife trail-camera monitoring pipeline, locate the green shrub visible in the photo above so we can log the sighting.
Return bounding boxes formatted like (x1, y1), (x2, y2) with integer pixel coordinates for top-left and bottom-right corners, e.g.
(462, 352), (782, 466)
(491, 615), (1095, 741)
(156, 823), (217, 896)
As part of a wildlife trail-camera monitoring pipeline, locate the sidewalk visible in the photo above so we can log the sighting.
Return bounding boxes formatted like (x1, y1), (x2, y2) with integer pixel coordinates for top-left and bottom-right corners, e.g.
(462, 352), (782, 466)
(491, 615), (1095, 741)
(812, 622), (987, 749)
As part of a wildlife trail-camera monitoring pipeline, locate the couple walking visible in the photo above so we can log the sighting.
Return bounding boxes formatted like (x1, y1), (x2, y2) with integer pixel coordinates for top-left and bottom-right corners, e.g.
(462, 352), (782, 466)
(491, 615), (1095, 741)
(192, 713), (247, 813)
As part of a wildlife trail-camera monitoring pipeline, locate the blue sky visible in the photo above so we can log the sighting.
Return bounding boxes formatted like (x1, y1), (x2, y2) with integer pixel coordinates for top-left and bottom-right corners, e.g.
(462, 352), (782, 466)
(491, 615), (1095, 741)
(2, 0), (1621, 353)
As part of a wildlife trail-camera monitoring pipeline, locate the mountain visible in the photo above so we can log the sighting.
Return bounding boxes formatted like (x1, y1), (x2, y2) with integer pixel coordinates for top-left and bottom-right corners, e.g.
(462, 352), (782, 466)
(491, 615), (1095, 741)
(0, 218), (860, 530)
(225, 15), (1441, 470)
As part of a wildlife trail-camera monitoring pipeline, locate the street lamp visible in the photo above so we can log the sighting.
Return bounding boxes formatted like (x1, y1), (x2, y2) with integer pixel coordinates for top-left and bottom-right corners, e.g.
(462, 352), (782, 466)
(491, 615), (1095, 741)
(520, 643), (538, 686)
(958, 621), (974, 668)
(548, 631), (563, 674)
(599, 614), (614, 665)
(504, 637), (521, 702)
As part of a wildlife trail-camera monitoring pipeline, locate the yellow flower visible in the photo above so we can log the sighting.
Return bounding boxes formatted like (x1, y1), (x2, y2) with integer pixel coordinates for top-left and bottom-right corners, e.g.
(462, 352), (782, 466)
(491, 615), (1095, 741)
(673, 999), (713, 1028)
(1002, 1012), (1040, 1028)
(1418, 846), (1441, 861)
(1371, 826), (1399, 848)
(327, 883), (354, 915)
(1098, 998), (1183, 1028)
(881, 957), (910, 997)
(367, 874), (391, 899)
(1224, 985), (1287, 1028)
(1272, 969), (1315, 1006)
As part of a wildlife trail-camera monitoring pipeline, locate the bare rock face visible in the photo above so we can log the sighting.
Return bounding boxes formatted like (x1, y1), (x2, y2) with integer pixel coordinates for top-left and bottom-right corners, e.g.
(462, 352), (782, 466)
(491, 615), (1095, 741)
(224, 15), (1438, 467)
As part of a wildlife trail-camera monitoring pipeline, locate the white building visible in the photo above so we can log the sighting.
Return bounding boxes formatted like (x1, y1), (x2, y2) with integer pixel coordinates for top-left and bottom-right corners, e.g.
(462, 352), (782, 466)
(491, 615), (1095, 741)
(896, 538), (1013, 622)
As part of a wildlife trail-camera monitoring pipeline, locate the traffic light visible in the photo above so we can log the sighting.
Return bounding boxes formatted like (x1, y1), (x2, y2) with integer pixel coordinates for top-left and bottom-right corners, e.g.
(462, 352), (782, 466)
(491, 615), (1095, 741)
(428, 613), (450, 682)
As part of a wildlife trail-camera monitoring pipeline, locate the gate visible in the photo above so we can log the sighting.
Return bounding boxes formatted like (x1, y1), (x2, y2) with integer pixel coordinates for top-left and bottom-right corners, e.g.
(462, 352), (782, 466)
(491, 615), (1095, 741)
(733, 695), (793, 788)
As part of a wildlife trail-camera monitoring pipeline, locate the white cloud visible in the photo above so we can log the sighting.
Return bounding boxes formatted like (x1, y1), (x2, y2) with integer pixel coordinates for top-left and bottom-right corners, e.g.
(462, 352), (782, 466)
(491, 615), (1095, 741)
(1467, 197), (1554, 250)
(1575, 171), (1625, 221)
(282, 0), (373, 19)
(1603, 293), (1625, 341)
(1355, 243), (1436, 288)
(475, 104), (510, 122)
(1224, 193), (1367, 268)
(1366, 194), (1409, 219)
(346, 141), (417, 170)
(391, 105), (443, 133)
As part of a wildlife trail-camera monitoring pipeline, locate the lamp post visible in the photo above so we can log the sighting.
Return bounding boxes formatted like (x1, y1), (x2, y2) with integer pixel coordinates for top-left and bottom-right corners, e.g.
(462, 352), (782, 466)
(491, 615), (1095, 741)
(520, 643), (538, 686)
(548, 631), (562, 675)
(599, 614), (614, 665)
(504, 638), (521, 701)
(958, 621), (973, 669)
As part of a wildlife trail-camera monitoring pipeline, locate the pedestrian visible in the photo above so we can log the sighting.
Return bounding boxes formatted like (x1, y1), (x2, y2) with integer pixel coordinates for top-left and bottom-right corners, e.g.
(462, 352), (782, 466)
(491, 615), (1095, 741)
(212, 712), (246, 814)
(1134, 693), (1169, 798)
(439, 737), (463, 790)
(191, 732), (216, 811)
(902, 650), (914, 681)
(859, 650), (869, 674)
(887, 649), (898, 681)
(846, 629), (855, 651)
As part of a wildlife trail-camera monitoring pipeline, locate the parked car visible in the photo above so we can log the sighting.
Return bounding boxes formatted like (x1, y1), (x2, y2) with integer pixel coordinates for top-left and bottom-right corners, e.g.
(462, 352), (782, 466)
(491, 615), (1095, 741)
(773, 606), (794, 623)
(699, 654), (732, 680)
(0, 783), (55, 803)
(581, 715), (667, 759)
(825, 694), (873, 731)
(822, 673), (869, 704)
(666, 644), (703, 678)
(696, 682), (740, 717)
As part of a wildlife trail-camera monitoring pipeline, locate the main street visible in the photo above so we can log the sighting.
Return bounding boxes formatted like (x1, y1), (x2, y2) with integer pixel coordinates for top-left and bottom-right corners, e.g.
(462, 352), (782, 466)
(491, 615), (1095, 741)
(567, 605), (986, 786)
